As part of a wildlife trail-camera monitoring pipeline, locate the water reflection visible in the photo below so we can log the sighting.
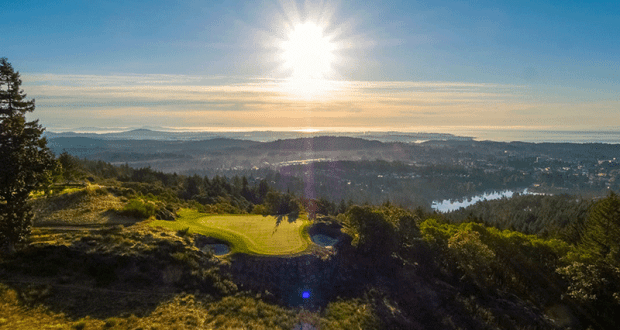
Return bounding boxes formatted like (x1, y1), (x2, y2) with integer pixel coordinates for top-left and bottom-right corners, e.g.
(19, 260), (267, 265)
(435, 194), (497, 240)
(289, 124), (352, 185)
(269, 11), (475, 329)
(431, 189), (535, 213)
(202, 243), (230, 256)
(310, 234), (339, 247)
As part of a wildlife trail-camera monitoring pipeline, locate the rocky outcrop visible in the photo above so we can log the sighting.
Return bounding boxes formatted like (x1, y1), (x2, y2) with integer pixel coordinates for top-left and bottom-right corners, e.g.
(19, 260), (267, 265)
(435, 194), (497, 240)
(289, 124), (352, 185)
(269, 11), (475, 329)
(155, 207), (177, 220)
(228, 248), (365, 308)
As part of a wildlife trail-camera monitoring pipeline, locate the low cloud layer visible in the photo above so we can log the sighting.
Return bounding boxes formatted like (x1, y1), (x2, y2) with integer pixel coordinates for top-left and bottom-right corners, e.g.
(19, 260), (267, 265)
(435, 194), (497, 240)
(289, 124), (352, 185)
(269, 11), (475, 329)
(22, 73), (620, 132)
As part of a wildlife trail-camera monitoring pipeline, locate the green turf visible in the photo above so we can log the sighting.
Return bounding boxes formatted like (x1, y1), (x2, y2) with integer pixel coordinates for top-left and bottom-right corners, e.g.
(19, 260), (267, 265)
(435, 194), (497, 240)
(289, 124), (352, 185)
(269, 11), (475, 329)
(149, 209), (312, 255)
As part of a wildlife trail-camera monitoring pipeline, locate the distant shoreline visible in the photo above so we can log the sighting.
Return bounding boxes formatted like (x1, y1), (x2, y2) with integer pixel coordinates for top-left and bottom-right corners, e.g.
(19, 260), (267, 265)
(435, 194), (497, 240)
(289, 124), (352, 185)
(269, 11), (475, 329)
(43, 127), (620, 144)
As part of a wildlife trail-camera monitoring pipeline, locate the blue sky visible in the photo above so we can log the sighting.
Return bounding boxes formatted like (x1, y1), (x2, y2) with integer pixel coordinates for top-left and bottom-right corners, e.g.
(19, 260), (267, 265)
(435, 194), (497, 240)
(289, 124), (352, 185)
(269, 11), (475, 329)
(2, 0), (619, 132)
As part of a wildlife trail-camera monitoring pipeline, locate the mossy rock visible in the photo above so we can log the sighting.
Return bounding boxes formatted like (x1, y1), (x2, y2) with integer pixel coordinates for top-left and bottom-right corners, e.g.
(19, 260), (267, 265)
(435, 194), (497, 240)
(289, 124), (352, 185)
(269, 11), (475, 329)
(156, 207), (177, 221)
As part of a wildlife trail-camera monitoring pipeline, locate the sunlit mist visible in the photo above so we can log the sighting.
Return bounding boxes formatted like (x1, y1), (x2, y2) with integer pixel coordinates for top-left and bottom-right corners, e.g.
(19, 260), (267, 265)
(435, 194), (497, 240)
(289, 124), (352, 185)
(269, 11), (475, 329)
(279, 77), (344, 100)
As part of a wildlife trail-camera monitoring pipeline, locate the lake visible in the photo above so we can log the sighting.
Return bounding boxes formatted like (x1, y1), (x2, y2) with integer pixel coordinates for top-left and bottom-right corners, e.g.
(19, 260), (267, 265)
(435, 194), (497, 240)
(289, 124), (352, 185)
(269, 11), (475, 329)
(431, 189), (536, 213)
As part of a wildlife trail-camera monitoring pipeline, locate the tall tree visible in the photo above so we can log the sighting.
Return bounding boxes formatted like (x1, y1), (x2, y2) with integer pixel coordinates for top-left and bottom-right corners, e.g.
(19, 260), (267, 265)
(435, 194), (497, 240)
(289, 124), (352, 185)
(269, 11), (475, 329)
(344, 205), (398, 260)
(0, 58), (56, 252)
(581, 191), (620, 263)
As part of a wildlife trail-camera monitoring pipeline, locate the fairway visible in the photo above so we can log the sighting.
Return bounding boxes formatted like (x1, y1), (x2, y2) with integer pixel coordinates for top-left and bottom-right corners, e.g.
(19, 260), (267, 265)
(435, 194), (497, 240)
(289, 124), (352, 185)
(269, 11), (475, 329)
(149, 209), (311, 255)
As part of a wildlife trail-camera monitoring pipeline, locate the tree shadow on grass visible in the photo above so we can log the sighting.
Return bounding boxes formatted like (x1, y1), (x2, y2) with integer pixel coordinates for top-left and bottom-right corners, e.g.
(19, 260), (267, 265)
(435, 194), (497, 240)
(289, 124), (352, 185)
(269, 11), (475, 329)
(274, 212), (300, 227)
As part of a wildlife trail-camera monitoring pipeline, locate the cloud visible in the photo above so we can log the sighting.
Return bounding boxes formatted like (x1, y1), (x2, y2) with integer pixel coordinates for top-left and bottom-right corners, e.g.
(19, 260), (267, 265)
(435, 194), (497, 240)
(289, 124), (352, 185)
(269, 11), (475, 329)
(20, 73), (619, 131)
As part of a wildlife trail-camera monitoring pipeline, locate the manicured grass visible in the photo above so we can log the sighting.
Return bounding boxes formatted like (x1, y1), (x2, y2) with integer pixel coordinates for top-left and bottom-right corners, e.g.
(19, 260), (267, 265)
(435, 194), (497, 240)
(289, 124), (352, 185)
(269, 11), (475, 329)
(149, 209), (312, 255)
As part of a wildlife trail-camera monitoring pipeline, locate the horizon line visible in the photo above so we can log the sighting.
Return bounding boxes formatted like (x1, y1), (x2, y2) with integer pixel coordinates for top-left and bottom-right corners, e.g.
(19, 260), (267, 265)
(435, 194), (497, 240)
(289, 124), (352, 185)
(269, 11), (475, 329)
(44, 125), (620, 134)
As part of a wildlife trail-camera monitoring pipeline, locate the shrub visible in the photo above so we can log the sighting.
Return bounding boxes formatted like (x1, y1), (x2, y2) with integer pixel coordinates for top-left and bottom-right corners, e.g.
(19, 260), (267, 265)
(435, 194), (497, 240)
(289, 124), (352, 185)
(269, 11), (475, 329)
(320, 299), (381, 330)
(72, 319), (87, 330)
(344, 206), (398, 259)
(251, 204), (268, 215)
(119, 199), (157, 219)
(103, 318), (119, 328)
(176, 227), (190, 237)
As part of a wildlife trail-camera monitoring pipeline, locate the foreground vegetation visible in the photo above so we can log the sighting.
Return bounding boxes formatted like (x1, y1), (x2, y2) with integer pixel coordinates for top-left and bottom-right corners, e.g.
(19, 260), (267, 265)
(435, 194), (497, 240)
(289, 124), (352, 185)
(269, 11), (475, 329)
(1, 123), (618, 328)
(4, 185), (620, 328)
(0, 226), (379, 330)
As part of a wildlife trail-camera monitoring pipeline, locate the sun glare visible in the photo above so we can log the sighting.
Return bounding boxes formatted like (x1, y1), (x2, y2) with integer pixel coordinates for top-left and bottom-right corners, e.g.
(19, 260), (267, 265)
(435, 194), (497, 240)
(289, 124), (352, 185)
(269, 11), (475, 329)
(281, 22), (335, 80)
(262, 1), (366, 100)
(278, 22), (340, 99)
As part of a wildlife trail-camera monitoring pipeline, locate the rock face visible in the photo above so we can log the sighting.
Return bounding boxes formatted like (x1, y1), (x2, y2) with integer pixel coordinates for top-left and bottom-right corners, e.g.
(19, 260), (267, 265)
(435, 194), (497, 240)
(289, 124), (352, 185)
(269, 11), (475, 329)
(222, 222), (360, 308)
(228, 247), (365, 308)
(194, 234), (228, 247)
(155, 207), (177, 221)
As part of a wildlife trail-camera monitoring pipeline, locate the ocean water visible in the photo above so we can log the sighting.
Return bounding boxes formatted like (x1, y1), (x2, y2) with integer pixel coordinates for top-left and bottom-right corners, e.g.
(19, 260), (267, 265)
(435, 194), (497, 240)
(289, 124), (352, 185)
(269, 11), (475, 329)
(457, 129), (620, 144)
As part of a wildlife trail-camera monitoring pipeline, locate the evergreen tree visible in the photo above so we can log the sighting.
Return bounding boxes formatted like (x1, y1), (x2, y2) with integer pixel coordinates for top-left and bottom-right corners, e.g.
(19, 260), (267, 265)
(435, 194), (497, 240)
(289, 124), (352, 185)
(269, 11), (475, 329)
(0, 58), (56, 252)
(57, 151), (83, 183)
(240, 176), (253, 202)
(184, 174), (203, 200)
(337, 199), (347, 214)
(344, 205), (398, 259)
(581, 191), (620, 262)
(256, 179), (269, 203)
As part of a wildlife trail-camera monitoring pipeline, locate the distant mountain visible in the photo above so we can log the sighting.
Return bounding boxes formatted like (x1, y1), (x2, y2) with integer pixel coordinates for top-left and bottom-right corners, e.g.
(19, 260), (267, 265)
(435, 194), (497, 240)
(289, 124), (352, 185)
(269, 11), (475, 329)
(181, 138), (261, 150)
(363, 132), (473, 142)
(44, 129), (217, 141)
(46, 136), (260, 160)
(257, 136), (386, 151)
(47, 135), (385, 155)
(45, 128), (473, 143)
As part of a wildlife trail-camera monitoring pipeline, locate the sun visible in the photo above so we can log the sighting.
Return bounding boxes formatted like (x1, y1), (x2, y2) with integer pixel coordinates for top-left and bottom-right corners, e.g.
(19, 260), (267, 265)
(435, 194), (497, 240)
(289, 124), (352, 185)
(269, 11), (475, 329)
(260, 1), (368, 100)
(281, 22), (336, 80)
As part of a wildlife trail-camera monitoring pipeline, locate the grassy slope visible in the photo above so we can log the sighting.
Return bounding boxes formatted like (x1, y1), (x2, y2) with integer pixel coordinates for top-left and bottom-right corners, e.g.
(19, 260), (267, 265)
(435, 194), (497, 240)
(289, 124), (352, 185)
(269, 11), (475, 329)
(0, 285), (374, 330)
(30, 186), (138, 226)
(149, 209), (312, 255)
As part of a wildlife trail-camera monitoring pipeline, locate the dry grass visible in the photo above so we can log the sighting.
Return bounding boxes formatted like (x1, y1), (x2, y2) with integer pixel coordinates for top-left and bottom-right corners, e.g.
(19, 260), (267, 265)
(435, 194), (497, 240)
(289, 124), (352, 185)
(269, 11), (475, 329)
(0, 284), (104, 330)
(0, 286), (302, 330)
(30, 187), (139, 226)
(0, 284), (377, 330)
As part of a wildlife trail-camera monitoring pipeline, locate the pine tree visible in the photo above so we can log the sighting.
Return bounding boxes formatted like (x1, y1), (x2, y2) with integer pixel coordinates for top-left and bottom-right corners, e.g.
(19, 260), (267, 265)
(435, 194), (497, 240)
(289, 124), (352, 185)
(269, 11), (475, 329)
(581, 191), (620, 263)
(0, 58), (56, 253)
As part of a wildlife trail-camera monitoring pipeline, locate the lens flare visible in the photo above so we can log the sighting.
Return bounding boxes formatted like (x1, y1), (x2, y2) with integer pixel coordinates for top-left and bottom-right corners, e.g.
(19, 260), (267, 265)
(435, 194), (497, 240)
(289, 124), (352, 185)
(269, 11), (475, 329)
(281, 22), (335, 80)
(258, 1), (370, 100)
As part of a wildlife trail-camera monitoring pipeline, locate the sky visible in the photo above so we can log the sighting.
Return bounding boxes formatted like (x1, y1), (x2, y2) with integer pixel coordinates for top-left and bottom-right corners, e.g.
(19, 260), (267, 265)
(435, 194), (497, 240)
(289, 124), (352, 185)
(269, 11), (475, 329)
(2, 0), (619, 133)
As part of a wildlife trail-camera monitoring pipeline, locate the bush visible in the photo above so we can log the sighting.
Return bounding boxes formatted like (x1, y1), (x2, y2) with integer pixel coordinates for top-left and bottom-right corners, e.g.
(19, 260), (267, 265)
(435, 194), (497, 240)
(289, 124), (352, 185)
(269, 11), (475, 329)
(72, 319), (87, 330)
(320, 299), (381, 330)
(88, 186), (109, 196)
(119, 199), (157, 219)
(176, 227), (190, 237)
(344, 206), (398, 259)
(251, 204), (268, 215)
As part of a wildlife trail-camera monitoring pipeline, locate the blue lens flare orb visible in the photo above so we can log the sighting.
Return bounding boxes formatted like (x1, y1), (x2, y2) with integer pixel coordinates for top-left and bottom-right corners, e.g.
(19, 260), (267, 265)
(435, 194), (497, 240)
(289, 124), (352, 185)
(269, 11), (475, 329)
(302, 291), (311, 299)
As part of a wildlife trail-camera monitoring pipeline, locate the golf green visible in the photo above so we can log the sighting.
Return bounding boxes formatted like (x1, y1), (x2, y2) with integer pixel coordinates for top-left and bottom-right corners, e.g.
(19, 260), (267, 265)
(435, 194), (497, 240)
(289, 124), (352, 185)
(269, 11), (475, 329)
(149, 209), (312, 255)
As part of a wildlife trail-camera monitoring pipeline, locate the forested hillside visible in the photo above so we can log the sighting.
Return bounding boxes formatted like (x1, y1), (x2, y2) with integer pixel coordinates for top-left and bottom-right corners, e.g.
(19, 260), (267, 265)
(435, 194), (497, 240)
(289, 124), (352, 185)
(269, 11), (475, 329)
(47, 134), (620, 208)
(445, 194), (592, 238)
(2, 151), (620, 329)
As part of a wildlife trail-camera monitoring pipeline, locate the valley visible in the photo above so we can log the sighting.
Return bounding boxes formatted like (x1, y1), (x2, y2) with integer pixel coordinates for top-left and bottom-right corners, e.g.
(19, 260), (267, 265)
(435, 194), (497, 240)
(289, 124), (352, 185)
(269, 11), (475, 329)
(47, 130), (620, 208)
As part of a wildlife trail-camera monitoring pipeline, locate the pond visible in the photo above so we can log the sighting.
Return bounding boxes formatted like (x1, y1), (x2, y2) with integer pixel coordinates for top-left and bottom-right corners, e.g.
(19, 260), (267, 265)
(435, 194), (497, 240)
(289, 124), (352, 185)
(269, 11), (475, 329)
(431, 189), (535, 213)
(310, 234), (339, 247)
(202, 244), (230, 256)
